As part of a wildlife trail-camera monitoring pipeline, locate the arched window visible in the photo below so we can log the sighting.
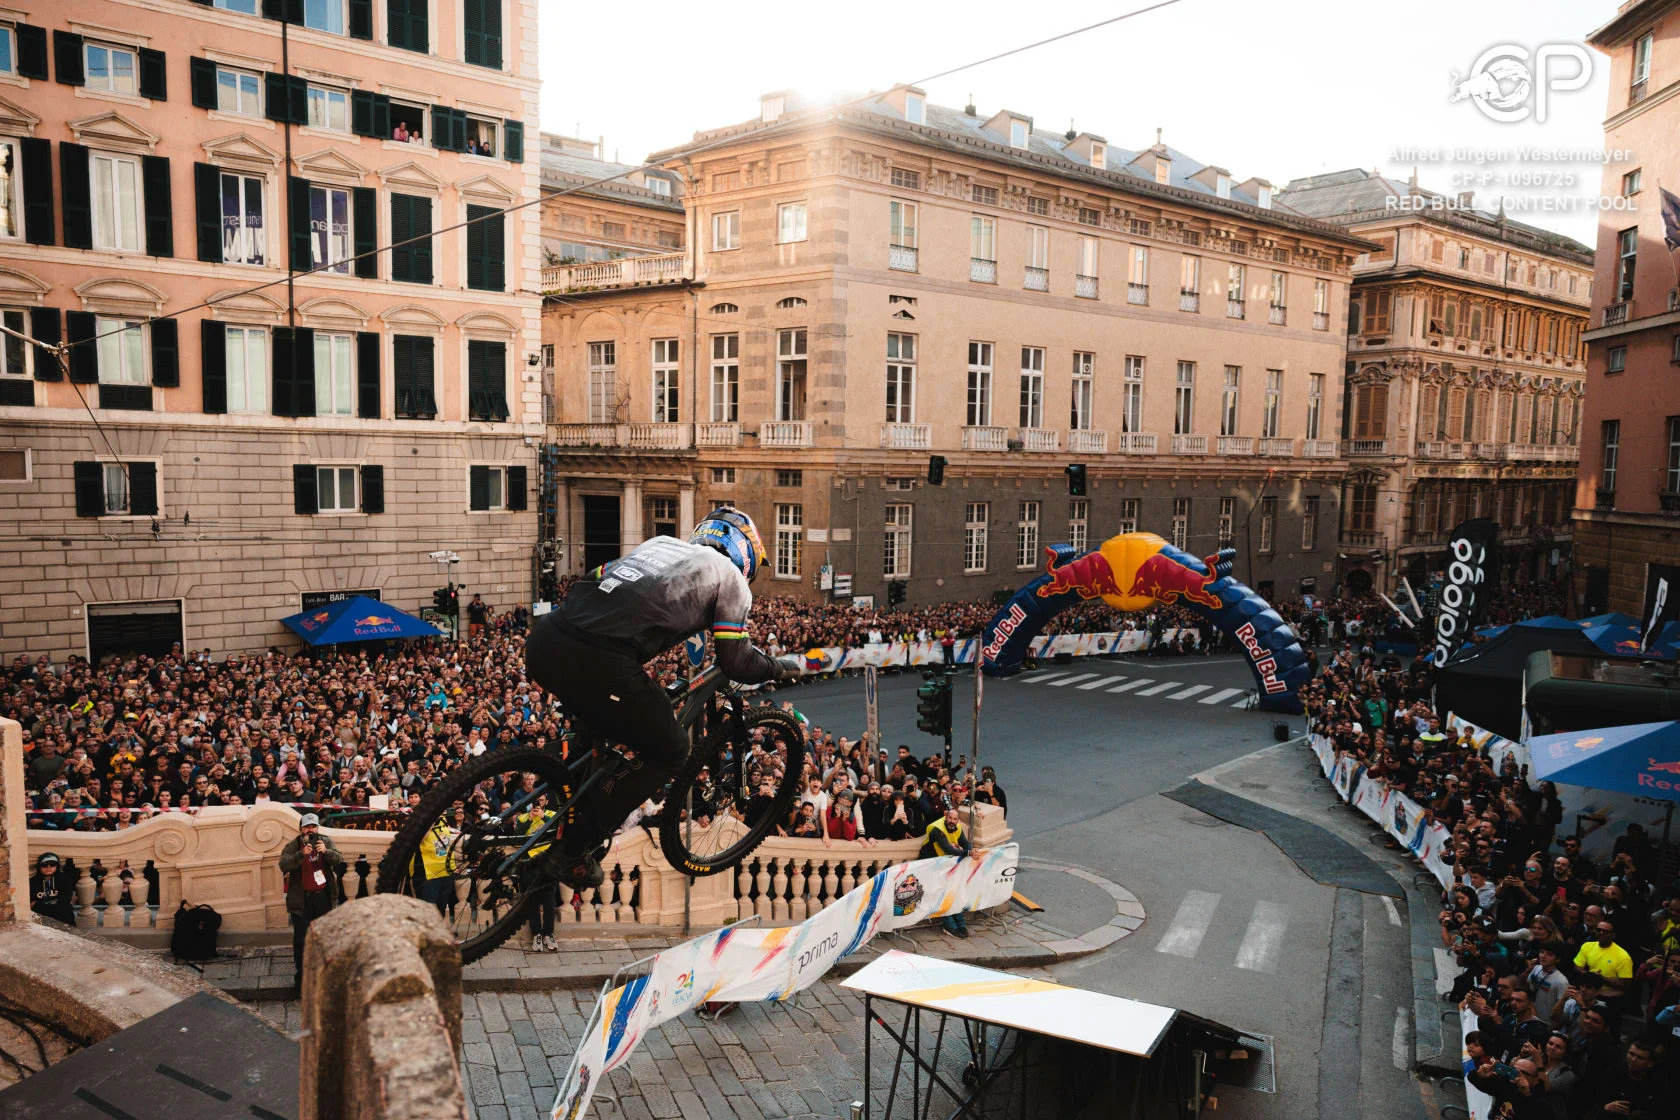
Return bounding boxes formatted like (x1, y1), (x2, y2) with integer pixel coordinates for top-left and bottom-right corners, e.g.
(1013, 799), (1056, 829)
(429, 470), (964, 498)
(709, 303), (739, 314)
(776, 297), (808, 309)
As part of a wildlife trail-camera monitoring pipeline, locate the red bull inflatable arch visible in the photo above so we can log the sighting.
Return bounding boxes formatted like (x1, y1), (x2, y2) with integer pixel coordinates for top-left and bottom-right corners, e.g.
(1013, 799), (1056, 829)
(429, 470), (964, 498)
(979, 531), (1309, 713)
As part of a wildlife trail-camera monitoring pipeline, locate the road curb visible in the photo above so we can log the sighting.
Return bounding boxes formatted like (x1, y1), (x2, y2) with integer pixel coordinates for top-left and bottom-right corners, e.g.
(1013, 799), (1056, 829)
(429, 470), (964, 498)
(1016, 857), (1149, 956)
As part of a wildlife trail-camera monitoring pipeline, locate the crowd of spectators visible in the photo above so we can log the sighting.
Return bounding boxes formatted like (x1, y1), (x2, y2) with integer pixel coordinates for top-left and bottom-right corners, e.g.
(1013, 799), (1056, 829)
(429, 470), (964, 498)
(1303, 644), (1678, 1117)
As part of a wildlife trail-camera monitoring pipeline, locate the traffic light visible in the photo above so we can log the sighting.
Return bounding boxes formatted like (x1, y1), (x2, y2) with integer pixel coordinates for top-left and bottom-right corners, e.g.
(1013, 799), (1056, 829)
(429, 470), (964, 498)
(927, 454), (947, 486)
(432, 588), (451, 613)
(887, 579), (907, 607)
(1065, 463), (1087, 497)
(916, 671), (954, 738)
(445, 587), (459, 616)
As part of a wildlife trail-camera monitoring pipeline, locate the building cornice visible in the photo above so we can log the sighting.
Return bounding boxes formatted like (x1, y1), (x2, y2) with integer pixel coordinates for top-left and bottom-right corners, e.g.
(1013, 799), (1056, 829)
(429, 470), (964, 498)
(1357, 268), (1593, 316)
(1587, 0), (1678, 48)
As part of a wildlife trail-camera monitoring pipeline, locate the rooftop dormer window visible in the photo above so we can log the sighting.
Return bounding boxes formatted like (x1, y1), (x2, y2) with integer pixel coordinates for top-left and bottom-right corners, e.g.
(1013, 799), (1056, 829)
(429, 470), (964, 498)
(905, 93), (925, 125)
(761, 95), (785, 123)
(647, 177), (671, 197)
(1257, 186), (1272, 209)
(1155, 156), (1170, 185)
(1091, 142), (1105, 170)
(1010, 119), (1028, 148)
(1216, 174), (1230, 199)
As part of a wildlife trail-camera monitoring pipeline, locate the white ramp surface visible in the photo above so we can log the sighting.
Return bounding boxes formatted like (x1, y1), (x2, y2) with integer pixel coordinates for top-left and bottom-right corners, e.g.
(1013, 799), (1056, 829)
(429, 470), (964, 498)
(842, 950), (1176, 1057)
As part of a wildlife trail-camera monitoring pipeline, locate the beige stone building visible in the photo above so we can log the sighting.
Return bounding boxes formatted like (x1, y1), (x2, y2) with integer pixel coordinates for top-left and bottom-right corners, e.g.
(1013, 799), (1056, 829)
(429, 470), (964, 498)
(1277, 171), (1590, 595)
(541, 90), (1370, 608)
(0, 0), (542, 661)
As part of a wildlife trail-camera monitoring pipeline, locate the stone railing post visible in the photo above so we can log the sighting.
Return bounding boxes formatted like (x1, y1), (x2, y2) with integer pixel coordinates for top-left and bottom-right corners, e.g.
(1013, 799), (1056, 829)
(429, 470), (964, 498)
(1, 719), (24, 925)
(299, 894), (466, 1120)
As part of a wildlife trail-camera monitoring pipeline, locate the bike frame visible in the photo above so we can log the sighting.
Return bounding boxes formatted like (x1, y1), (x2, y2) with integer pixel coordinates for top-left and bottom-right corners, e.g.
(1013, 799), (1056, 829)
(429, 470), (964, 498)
(483, 665), (746, 878)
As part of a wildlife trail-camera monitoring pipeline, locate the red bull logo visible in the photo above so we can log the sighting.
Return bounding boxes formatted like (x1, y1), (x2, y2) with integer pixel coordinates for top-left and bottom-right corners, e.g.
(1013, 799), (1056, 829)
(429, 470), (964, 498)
(1234, 622), (1289, 694)
(981, 603), (1028, 664)
(1640, 757), (1680, 790)
(1125, 551), (1225, 612)
(1036, 548), (1124, 600)
(354, 614), (394, 627)
(298, 611), (331, 631)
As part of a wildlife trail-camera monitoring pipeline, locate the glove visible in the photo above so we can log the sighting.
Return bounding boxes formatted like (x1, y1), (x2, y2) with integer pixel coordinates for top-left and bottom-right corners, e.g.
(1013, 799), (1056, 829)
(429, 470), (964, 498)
(773, 655), (805, 681)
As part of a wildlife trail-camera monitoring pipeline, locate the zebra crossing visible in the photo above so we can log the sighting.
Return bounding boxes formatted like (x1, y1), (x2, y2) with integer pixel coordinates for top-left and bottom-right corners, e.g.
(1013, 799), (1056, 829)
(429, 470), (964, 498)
(1018, 669), (1251, 708)
(1154, 890), (1291, 974)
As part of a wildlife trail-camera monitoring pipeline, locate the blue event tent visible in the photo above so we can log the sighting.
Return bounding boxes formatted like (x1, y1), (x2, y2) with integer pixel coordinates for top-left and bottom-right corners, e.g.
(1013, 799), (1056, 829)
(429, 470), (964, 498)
(1529, 721), (1680, 800)
(281, 595), (444, 645)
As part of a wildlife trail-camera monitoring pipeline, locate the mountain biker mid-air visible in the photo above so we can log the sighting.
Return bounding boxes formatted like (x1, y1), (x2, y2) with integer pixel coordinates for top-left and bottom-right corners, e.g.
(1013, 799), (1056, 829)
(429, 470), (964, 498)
(524, 508), (802, 890)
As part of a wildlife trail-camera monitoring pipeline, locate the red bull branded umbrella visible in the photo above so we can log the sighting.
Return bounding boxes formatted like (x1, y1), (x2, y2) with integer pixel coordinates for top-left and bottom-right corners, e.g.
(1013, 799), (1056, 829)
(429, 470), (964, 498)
(1528, 721), (1680, 801)
(280, 595), (445, 645)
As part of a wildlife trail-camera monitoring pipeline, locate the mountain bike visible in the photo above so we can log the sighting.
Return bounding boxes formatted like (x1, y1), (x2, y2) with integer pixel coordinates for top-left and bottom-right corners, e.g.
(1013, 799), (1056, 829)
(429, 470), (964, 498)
(376, 664), (806, 963)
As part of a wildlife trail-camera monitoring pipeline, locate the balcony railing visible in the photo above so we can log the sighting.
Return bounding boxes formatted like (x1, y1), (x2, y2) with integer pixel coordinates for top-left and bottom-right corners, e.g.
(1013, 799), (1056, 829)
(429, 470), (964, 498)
(1179, 291), (1200, 312)
(1074, 274), (1099, 299)
(1171, 433), (1209, 454)
(970, 258), (997, 284)
(889, 245), (918, 272)
(1313, 311), (1329, 331)
(1504, 444), (1579, 462)
(1216, 435), (1253, 455)
(1018, 427), (1061, 451)
(1226, 300), (1246, 319)
(1068, 429), (1109, 453)
(1346, 438), (1389, 456)
(541, 251), (691, 294)
(1341, 530), (1383, 547)
(1420, 441), (1468, 460)
(1660, 491), (1680, 514)
(1268, 305), (1286, 325)
(1472, 441), (1499, 459)
(1127, 283), (1148, 306)
(1258, 437), (1297, 457)
(879, 422), (931, 450)
(760, 420), (812, 448)
(553, 423), (622, 447)
(1303, 439), (1340, 458)
(961, 425), (1008, 451)
(1603, 301), (1630, 328)
(1595, 487), (1615, 510)
(627, 423), (690, 449)
(1118, 431), (1158, 454)
(696, 421), (742, 447)
(1023, 266), (1048, 291)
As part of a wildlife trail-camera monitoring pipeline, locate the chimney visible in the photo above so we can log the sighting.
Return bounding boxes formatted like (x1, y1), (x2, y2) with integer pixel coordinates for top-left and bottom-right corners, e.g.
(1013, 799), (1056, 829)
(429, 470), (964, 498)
(1457, 190), (1474, 209)
(964, 94), (977, 117)
(1065, 120), (1077, 141)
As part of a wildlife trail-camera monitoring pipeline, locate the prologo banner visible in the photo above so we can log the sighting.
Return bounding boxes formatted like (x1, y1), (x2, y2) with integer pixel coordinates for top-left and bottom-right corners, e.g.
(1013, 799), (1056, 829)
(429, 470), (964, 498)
(1431, 518), (1499, 665)
(550, 844), (1020, 1120)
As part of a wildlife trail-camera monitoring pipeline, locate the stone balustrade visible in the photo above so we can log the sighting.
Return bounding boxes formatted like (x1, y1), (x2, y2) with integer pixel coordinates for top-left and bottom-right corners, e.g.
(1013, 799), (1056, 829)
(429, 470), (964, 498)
(26, 800), (1012, 937)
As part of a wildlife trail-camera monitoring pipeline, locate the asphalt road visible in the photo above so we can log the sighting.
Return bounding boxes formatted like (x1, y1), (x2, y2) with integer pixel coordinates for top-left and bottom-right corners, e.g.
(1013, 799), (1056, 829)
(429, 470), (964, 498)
(772, 657), (1437, 1119)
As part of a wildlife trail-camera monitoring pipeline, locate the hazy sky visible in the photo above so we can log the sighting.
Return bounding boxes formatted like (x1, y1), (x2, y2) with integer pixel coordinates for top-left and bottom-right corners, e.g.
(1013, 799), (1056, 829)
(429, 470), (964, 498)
(539, 0), (1629, 245)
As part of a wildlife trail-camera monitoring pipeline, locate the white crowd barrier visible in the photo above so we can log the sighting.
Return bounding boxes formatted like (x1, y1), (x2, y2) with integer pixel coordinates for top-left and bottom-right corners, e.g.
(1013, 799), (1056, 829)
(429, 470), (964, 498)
(551, 843), (1020, 1120)
(796, 628), (1201, 670)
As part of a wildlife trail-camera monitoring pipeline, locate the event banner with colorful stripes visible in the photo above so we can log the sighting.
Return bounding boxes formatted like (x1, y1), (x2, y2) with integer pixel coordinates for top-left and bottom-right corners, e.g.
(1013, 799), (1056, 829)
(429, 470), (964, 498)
(550, 844), (1020, 1120)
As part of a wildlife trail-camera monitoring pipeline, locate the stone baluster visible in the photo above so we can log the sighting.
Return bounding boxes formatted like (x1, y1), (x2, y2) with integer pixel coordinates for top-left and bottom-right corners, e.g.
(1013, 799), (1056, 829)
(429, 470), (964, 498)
(608, 868), (624, 924)
(344, 860), (365, 899)
(557, 883), (574, 922)
(74, 865), (98, 927)
(736, 862), (752, 922)
(769, 859), (789, 923)
(129, 873), (150, 923)
(584, 885), (603, 923)
(839, 861), (856, 896)
(789, 861), (809, 923)
(101, 870), (125, 910)
(753, 860), (772, 921)
(822, 860), (839, 904)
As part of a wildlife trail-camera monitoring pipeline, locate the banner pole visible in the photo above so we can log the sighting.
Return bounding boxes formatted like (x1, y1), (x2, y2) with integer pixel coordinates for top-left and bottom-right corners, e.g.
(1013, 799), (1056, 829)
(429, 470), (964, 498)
(968, 660), (983, 840)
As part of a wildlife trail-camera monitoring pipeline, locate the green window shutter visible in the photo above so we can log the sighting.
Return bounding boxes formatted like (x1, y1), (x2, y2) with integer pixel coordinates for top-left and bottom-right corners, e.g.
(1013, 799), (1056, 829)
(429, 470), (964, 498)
(66, 311), (98, 383)
(411, 196), (432, 282)
(21, 138), (54, 246)
(293, 464), (319, 515)
(351, 89), (376, 137)
(372, 95), (391, 139)
(142, 155), (173, 258)
(31, 309), (63, 381)
(466, 339), (485, 419)
(194, 163), (222, 263)
(356, 331), (380, 418)
(360, 464), (384, 514)
(430, 104), (450, 150)
(200, 319), (227, 413)
(288, 176), (313, 272)
(503, 120), (523, 164)
(138, 48), (167, 101)
(392, 335), (412, 416)
(289, 76), (309, 126)
(272, 326), (295, 416)
(389, 194), (410, 281)
(190, 57), (218, 109)
(353, 186), (378, 278)
(414, 336), (436, 415)
(53, 31), (84, 86)
(150, 319), (179, 388)
(349, 0), (373, 40)
(128, 462), (159, 517)
(469, 465), (490, 511)
(466, 203), (487, 291)
(264, 72), (291, 122)
(485, 210), (505, 291)
(292, 326), (316, 416)
(74, 461), (104, 517)
(505, 465), (527, 511)
(15, 24), (47, 81)
(387, 0), (407, 49)
(59, 143), (92, 250)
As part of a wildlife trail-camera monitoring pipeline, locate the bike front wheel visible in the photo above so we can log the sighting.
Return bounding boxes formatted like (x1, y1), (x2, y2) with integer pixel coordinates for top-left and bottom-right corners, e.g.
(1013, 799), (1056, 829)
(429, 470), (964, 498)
(660, 705), (807, 877)
(376, 745), (575, 964)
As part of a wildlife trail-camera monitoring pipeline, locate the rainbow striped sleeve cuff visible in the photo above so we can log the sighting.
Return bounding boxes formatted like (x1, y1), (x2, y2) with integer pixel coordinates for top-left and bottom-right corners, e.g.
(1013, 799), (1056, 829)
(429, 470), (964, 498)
(711, 621), (748, 640)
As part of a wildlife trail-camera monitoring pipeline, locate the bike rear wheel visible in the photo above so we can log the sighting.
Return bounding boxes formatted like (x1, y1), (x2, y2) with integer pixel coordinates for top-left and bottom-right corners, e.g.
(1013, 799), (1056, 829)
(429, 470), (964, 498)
(376, 745), (576, 964)
(660, 705), (807, 877)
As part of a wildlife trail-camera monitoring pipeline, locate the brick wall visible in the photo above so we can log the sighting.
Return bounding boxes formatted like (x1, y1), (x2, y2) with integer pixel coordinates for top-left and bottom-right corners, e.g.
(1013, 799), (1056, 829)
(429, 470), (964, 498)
(1571, 516), (1680, 614)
